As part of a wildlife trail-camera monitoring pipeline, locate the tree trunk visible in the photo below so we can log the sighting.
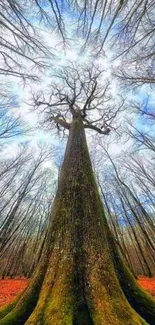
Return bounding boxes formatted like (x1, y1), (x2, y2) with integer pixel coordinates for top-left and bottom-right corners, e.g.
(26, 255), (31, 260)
(0, 116), (154, 325)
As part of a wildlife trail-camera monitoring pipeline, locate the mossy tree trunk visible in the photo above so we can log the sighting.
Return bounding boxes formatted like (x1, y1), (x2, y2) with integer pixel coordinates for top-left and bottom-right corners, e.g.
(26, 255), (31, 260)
(0, 115), (155, 325)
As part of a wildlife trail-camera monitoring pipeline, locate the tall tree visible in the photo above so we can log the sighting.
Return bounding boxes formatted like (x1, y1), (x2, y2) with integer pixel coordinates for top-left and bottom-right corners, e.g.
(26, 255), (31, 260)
(0, 88), (24, 142)
(0, 0), (68, 79)
(0, 64), (154, 325)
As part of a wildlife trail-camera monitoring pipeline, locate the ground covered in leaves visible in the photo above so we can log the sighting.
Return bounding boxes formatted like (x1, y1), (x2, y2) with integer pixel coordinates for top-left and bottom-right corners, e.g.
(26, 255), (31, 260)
(0, 276), (154, 307)
(0, 278), (29, 307)
(138, 276), (155, 298)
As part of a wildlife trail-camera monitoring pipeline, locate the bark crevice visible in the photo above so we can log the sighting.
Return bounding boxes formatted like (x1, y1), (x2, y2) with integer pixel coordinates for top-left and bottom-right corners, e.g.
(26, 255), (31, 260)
(0, 116), (154, 325)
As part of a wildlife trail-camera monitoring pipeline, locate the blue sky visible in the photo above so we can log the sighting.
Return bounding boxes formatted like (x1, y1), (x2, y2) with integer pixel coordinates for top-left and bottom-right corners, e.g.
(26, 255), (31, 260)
(1, 1), (155, 179)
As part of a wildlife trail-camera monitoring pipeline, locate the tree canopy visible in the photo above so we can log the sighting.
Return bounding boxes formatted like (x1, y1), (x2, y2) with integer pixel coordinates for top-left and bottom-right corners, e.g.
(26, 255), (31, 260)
(0, 1), (155, 325)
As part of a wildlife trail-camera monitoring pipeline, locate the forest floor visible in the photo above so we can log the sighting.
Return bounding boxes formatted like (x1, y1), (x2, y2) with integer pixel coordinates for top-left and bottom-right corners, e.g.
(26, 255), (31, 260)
(0, 278), (29, 307)
(0, 276), (154, 307)
(137, 276), (155, 298)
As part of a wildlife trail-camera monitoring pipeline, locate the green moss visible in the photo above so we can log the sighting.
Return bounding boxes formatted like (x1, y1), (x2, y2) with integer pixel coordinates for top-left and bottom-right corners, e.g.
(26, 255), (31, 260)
(0, 263), (48, 325)
(0, 299), (18, 320)
(105, 227), (155, 325)
(0, 117), (153, 325)
(0, 287), (37, 325)
(115, 257), (155, 325)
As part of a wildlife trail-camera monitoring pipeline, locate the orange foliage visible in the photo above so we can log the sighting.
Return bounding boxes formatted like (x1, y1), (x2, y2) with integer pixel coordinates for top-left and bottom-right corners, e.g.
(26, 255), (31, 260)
(0, 276), (154, 307)
(0, 278), (29, 307)
(138, 276), (155, 297)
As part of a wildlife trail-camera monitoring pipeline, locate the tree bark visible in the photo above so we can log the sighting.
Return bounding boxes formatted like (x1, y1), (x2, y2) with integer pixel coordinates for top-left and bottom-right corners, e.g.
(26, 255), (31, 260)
(0, 116), (154, 325)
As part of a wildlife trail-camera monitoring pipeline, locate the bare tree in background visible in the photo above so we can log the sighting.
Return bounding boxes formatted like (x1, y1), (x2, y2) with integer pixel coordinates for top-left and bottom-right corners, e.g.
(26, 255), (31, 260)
(0, 61), (154, 325)
(1, 0), (155, 87)
(96, 137), (155, 278)
(67, 1), (155, 88)
(0, 85), (29, 150)
(0, 145), (57, 277)
(0, 0), (69, 80)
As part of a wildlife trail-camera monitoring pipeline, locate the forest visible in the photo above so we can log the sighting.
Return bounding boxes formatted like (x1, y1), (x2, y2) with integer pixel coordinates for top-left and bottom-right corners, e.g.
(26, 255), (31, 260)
(0, 0), (155, 324)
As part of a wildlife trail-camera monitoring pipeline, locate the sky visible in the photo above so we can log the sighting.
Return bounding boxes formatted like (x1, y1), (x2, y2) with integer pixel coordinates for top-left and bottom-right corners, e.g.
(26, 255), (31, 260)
(0, 2), (155, 179)
(0, 1), (155, 245)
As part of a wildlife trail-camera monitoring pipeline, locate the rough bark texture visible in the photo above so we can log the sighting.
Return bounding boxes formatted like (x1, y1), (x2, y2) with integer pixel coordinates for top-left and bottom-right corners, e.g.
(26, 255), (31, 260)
(0, 115), (154, 325)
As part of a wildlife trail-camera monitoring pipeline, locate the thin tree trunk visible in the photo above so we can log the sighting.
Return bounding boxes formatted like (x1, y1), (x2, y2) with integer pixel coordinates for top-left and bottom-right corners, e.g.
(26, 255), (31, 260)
(0, 116), (154, 325)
